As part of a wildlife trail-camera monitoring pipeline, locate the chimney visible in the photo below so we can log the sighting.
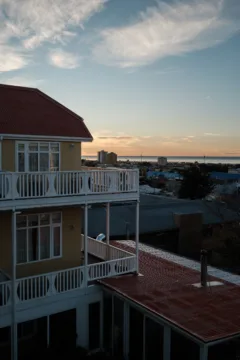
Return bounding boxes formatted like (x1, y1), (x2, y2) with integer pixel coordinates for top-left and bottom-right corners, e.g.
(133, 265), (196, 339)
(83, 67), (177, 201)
(200, 249), (208, 287)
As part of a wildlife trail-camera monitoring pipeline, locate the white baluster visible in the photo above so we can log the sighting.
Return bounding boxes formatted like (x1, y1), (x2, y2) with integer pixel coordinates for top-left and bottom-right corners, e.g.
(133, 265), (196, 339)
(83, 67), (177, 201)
(45, 173), (57, 197)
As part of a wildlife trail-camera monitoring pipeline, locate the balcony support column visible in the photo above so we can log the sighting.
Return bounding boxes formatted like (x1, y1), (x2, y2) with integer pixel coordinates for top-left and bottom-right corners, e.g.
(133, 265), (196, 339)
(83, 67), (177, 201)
(84, 204), (88, 287)
(11, 210), (18, 360)
(106, 203), (110, 245)
(135, 200), (140, 274)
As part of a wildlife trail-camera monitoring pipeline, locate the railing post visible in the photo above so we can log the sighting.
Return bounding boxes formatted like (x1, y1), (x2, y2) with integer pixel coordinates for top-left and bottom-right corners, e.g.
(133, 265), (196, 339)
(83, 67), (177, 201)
(11, 210), (18, 360)
(106, 203), (110, 245)
(84, 204), (88, 287)
(135, 200), (140, 274)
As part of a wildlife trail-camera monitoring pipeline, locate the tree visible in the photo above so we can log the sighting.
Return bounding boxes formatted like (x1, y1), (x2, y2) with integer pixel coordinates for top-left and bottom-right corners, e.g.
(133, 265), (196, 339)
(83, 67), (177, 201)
(178, 166), (214, 199)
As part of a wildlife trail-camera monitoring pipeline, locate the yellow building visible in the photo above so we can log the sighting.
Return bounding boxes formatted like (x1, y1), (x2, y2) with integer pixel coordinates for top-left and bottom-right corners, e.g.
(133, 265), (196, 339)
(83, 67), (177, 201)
(0, 84), (139, 359)
(106, 152), (117, 165)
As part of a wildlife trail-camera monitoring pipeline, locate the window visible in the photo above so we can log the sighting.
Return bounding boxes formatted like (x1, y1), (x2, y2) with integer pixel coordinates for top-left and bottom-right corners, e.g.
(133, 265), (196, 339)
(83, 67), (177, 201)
(17, 212), (62, 264)
(17, 142), (60, 172)
(18, 320), (37, 340)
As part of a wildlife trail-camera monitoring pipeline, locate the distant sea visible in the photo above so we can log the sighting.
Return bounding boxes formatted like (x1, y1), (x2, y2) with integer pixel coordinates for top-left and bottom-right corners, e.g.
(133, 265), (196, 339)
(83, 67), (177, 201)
(83, 155), (240, 165)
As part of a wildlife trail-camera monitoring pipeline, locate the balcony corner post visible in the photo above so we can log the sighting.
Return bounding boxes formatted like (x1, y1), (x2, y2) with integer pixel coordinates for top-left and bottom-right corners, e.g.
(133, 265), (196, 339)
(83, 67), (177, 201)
(11, 209), (18, 360)
(84, 204), (88, 287)
(135, 200), (140, 274)
(106, 202), (110, 245)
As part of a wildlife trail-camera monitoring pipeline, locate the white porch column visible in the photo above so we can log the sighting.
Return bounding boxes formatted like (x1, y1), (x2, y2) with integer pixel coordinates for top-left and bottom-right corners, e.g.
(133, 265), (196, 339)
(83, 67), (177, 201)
(76, 300), (89, 349)
(135, 200), (140, 274)
(106, 203), (110, 245)
(11, 210), (17, 360)
(123, 302), (130, 359)
(84, 204), (88, 287)
(47, 315), (50, 347)
(200, 344), (208, 360)
(163, 325), (171, 360)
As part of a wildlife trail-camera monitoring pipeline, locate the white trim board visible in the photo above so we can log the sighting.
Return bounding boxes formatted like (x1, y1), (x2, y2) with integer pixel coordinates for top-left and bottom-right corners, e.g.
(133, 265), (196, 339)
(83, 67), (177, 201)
(0, 134), (93, 143)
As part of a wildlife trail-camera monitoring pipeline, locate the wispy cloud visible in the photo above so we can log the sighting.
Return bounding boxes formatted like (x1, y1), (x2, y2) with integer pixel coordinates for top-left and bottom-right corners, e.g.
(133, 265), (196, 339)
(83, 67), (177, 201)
(155, 67), (184, 76)
(48, 49), (81, 69)
(92, 0), (239, 68)
(204, 133), (221, 136)
(0, 0), (107, 71)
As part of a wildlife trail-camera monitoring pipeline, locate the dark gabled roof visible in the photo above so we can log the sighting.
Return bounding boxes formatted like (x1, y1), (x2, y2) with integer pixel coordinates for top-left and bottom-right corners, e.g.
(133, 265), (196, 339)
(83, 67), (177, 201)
(0, 84), (93, 140)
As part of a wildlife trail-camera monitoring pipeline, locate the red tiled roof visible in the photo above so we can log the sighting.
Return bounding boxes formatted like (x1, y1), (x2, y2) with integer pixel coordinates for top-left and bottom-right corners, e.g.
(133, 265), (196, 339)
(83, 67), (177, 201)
(100, 242), (240, 342)
(0, 84), (93, 140)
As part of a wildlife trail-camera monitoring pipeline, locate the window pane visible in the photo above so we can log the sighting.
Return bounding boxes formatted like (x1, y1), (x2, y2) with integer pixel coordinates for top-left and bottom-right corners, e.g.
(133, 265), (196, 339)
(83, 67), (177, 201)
(40, 227), (50, 260)
(28, 215), (38, 227)
(52, 213), (61, 224)
(53, 226), (61, 256)
(40, 214), (50, 225)
(29, 153), (38, 172)
(18, 153), (25, 172)
(40, 143), (49, 151)
(18, 143), (25, 152)
(28, 228), (38, 261)
(17, 215), (27, 228)
(50, 143), (59, 152)
(40, 153), (49, 171)
(17, 229), (27, 263)
(29, 143), (38, 151)
(50, 153), (59, 171)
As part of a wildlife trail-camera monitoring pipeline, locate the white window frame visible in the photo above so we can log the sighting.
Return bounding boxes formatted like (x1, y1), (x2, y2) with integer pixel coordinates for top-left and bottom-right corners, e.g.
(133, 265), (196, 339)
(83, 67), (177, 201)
(16, 212), (62, 265)
(16, 141), (61, 172)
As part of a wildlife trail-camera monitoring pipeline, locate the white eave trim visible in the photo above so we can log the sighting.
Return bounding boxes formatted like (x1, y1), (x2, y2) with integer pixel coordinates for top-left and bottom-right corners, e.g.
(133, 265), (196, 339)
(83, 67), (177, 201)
(0, 134), (93, 142)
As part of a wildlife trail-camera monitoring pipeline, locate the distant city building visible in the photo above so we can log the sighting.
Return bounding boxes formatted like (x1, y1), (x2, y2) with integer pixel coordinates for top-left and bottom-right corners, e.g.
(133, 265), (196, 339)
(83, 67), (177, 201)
(97, 150), (108, 163)
(97, 150), (117, 165)
(106, 152), (117, 165)
(157, 157), (167, 166)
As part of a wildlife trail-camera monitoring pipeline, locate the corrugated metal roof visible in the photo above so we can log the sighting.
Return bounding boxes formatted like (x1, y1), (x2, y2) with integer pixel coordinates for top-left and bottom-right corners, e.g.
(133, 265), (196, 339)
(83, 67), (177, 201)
(100, 241), (240, 342)
(87, 195), (239, 237)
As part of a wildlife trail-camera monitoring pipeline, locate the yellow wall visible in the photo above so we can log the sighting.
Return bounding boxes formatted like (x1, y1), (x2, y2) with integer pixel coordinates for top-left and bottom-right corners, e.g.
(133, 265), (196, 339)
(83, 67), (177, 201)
(0, 140), (82, 172)
(61, 142), (81, 171)
(1, 140), (15, 171)
(0, 207), (83, 278)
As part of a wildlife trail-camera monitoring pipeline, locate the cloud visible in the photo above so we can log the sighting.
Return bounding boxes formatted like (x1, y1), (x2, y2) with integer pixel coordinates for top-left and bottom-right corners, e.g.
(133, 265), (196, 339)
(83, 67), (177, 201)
(204, 133), (221, 136)
(0, 0), (107, 71)
(0, 46), (28, 72)
(92, 0), (239, 68)
(98, 136), (134, 140)
(48, 49), (81, 69)
(1, 76), (44, 87)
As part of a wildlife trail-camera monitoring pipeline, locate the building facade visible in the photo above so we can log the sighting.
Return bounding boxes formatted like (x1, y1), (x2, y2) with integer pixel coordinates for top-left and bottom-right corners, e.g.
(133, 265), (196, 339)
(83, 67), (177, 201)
(106, 152), (117, 165)
(157, 157), (168, 166)
(0, 84), (139, 360)
(97, 150), (108, 164)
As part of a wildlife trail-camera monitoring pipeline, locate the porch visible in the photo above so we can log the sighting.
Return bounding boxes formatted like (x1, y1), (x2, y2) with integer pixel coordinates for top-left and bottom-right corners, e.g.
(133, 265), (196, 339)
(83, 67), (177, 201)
(0, 236), (136, 307)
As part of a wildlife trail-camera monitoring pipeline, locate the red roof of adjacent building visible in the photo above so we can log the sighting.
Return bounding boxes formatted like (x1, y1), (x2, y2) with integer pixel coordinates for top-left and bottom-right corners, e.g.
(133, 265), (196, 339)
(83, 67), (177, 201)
(100, 242), (240, 343)
(0, 84), (93, 140)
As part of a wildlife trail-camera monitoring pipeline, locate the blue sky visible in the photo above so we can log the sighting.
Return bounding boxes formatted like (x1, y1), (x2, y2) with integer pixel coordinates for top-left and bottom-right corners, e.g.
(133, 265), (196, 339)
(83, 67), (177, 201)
(0, 0), (239, 156)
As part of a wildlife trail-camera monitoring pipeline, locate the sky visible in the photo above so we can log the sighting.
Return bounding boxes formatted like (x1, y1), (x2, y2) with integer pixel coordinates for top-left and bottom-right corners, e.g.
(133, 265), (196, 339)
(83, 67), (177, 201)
(0, 0), (239, 157)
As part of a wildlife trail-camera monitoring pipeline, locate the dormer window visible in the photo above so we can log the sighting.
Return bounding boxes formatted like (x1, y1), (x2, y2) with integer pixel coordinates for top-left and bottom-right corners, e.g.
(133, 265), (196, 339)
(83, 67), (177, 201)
(17, 142), (60, 172)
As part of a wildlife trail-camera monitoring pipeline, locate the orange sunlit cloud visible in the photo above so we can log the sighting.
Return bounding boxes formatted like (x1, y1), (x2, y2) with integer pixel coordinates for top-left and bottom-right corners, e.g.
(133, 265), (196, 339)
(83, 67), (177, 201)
(82, 131), (240, 157)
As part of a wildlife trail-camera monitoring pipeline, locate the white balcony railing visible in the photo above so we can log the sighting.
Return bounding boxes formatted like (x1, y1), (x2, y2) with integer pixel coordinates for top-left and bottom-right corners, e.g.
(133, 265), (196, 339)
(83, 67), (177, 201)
(83, 235), (134, 261)
(0, 238), (136, 308)
(0, 169), (139, 201)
